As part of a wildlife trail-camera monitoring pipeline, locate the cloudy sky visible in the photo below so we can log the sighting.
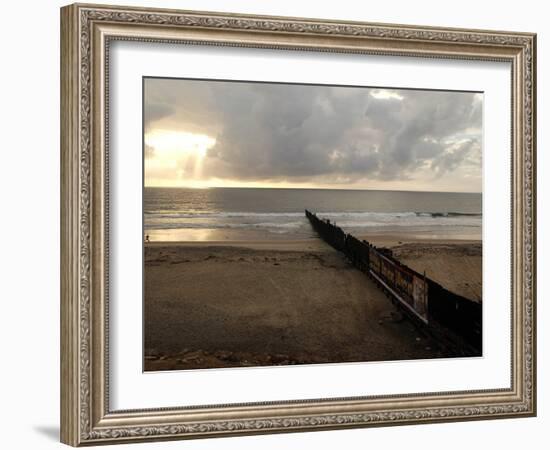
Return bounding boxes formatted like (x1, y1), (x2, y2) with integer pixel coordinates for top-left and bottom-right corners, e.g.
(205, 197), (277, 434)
(144, 78), (482, 192)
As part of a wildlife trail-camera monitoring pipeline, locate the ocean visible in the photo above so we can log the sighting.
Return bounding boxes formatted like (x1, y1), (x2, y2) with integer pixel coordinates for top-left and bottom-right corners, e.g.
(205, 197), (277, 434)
(144, 187), (482, 242)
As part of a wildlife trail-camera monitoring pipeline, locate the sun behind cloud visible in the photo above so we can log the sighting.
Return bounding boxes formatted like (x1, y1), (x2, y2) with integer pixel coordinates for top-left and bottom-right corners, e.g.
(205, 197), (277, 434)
(145, 130), (216, 186)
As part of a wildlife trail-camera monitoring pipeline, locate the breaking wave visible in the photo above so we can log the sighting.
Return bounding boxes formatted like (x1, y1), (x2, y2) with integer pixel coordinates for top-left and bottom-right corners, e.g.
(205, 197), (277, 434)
(144, 210), (482, 232)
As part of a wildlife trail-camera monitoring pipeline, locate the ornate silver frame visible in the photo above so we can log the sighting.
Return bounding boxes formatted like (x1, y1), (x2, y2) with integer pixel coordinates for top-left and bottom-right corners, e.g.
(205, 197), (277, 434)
(60, 3), (536, 446)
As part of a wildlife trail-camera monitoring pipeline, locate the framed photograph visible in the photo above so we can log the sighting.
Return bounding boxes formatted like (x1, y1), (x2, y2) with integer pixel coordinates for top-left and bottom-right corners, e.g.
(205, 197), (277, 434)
(60, 3), (536, 446)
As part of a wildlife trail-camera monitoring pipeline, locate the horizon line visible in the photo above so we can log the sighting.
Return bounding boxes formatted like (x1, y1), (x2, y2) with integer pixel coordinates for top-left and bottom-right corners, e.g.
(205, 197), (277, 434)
(144, 185), (482, 195)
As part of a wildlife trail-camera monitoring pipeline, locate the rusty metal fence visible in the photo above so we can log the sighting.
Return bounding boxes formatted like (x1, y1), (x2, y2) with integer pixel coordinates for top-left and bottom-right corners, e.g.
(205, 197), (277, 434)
(305, 209), (482, 355)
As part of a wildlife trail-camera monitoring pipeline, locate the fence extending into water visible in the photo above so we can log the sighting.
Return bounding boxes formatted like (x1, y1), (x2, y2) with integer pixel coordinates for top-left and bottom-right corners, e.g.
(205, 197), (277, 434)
(305, 209), (482, 356)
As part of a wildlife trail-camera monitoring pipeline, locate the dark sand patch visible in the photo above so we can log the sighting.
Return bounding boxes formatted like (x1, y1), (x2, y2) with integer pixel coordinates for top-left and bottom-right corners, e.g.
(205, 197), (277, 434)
(144, 243), (455, 371)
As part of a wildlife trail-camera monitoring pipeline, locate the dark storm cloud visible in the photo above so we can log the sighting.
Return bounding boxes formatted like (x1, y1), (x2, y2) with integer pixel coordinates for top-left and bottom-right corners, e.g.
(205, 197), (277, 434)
(144, 78), (482, 188)
(144, 102), (174, 132)
(430, 138), (481, 177)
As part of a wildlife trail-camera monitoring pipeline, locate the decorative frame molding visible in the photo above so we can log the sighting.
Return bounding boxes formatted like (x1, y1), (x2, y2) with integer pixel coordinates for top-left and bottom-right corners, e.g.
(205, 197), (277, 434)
(60, 3), (536, 446)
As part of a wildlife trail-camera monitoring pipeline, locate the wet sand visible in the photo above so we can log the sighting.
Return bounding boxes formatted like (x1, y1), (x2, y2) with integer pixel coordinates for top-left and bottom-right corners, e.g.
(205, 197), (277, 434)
(144, 238), (481, 371)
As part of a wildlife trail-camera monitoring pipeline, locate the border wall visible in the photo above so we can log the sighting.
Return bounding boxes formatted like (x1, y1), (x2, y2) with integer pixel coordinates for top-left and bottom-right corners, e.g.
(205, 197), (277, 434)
(305, 209), (482, 356)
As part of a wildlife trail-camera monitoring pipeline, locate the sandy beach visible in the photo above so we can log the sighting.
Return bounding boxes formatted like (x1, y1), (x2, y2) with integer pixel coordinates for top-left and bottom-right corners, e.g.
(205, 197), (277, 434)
(144, 237), (481, 371)
(359, 235), (482, 302)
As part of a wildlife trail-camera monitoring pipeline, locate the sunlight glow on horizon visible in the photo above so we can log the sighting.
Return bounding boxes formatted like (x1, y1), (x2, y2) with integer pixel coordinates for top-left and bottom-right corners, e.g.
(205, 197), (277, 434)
(144, 177), (482, 194)
(145, 130), (216, 184)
